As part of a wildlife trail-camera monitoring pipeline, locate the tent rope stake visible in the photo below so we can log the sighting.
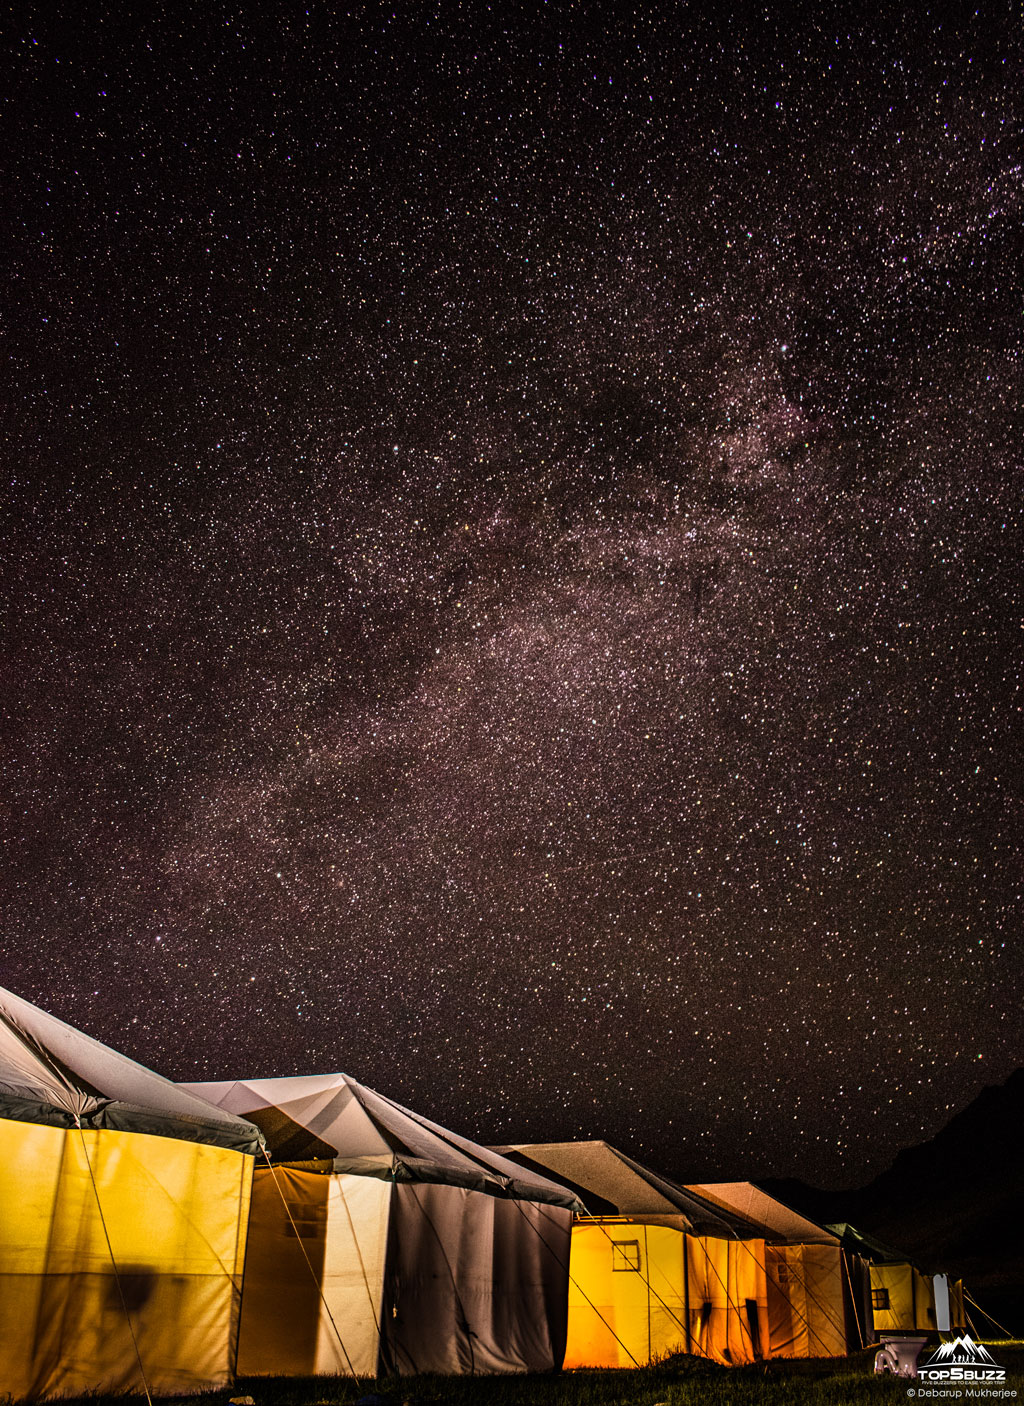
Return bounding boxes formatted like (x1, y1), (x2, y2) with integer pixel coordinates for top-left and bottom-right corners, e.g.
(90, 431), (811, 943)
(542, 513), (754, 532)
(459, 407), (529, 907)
(76, 1123), (155, 1406)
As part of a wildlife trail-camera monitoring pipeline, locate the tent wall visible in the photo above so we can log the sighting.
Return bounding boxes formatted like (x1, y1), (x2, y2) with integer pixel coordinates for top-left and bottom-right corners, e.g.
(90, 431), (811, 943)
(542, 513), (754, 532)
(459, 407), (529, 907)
(688, 1235), (768, 1365)
(381, 1184), (571, 1374)
(237, 1170), (571, 1379)
(320, 1174), (392, 1374)
(870, 1262), (950, 1333)
(0, 1119), (252, 1400)
(565, 1222), (678, 1368)
(236, 1167), (389, 1378)
(563, 1223), (769, 1369)
(866, 1271), (962, 1332)
(764, 1243), (848, 1358)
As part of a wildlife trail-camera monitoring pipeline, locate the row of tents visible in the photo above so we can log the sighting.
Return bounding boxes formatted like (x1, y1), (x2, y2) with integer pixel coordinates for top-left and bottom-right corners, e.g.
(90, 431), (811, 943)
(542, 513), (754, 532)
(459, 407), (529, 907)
(0, 986), (966, 1399)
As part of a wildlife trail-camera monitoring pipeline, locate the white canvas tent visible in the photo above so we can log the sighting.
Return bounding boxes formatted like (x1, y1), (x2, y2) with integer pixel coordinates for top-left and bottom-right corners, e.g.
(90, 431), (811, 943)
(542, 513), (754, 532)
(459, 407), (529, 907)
(0, 985), (262, 1401)
(183, 1074), (581, 1376)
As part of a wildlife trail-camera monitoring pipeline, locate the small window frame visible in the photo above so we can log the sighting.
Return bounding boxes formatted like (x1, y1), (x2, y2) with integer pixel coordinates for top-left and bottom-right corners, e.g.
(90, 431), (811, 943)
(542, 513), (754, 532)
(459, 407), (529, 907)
(611, 1239), (642, 1272)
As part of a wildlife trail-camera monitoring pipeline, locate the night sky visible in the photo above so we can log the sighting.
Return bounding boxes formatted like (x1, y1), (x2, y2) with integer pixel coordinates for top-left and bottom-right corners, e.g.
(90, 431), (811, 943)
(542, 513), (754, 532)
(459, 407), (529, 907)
(3, 3), (1021, 1189)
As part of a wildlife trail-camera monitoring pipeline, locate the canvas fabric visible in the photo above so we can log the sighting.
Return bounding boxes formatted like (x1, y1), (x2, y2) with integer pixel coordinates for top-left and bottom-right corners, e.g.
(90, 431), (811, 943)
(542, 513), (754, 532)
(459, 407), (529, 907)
(686, 1234), (768, 1365)
(236, 1167), (389, 1377)
(0, 1119), (251, 1400)
(688, 1182), (839, 1245)
(764, 1243), (848, 1357)
(184, 1075), (578, 1207)
(184, 1077), (578, 1377)
(563, 1222), (771, 1369)
(871, 1262), (954, 1333)
(497, 1141), (746, 1232)
(382, 1183), (571, 1374)
(0, 988), (260, 1154)
(233, 1166), (572, 1376)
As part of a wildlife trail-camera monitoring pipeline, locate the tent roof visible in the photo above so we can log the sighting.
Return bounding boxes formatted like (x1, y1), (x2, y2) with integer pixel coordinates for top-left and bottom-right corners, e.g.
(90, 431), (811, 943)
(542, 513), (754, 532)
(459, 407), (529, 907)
(827, 1222), (915, 1264)
(181, 1073), (582, 1209)
(686, 1182), (840, 1246)
(0, 986), (262, 1155)
(494, 1141), (753, 1236)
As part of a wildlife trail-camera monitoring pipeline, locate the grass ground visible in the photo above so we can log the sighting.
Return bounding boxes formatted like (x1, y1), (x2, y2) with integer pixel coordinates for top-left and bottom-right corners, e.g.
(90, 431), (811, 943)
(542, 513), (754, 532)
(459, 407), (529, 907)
(30, 1346), (1024, 1406)
(232, 1343), (1024, 1406)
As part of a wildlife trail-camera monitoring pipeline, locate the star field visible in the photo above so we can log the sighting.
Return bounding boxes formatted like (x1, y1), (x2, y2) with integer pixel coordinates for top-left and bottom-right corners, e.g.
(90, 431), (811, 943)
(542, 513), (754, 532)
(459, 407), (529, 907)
(2, 3), (1021, 1186)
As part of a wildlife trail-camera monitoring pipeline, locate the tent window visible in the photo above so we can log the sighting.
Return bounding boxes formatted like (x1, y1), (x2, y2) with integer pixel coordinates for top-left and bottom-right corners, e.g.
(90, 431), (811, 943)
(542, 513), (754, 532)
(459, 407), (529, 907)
(611, 1240), (641, 1272)
(775, 1261), (790, 1285)
(872, 1288), (890, 1311)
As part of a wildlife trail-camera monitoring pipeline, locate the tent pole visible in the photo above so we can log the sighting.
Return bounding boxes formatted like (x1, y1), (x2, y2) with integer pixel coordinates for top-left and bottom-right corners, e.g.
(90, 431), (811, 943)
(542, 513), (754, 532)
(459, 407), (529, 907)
(682, 1233), (691, 1354)
(644, 1225), (652, 1365)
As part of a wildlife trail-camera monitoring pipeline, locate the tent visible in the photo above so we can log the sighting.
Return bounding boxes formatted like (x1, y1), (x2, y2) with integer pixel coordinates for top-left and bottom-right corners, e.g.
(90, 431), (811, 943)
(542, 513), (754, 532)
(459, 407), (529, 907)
(182, 1074), (581, 1376)
(0, 985), (262, 1401)
(499, 1143), (868, 1367)
(828, 1224), (967, 1335)
(687, 1183), (867, 1359)
(497, 1141), (777, 1367)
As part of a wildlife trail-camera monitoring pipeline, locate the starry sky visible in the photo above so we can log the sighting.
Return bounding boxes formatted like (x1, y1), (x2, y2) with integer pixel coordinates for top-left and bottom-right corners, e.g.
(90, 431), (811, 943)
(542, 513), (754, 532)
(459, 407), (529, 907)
(2, 3), (1021, 1188)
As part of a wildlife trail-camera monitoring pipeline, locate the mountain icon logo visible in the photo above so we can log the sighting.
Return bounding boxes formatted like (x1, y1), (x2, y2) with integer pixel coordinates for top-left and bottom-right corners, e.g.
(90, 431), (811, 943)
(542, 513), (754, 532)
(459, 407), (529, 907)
(923, 1335), (998, 1367)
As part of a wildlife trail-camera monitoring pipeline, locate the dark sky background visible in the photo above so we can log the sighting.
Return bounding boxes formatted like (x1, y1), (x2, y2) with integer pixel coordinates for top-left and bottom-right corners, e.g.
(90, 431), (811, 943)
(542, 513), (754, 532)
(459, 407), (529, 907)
(2, 2), (1021, 1189)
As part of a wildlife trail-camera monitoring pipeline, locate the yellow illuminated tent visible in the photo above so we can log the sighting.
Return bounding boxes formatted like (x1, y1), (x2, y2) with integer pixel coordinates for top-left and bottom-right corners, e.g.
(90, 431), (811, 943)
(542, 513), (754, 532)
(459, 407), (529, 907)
(0, 985), (262, 1401)
(828, 1224), (967, 1336)
(687, 1183), (868, 1359)
(183, 1074), (581, 1377)
(499, 1143), (868, 1367)
(497, 1141), (779, 1367)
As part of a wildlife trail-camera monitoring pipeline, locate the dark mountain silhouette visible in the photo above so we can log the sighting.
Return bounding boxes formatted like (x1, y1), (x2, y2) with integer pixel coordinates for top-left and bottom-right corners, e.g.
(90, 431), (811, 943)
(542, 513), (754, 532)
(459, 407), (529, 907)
(761, 1069), (1024, 1334)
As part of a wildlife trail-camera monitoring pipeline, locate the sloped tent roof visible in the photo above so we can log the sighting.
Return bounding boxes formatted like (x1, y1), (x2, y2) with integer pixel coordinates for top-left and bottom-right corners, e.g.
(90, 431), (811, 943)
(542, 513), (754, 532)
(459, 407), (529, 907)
(0, 984), (262, 1154)
(182, 1073), (582, 1210)
(827, 1222), (919, 1265)
(687, 1182), (840, 1246)
(494, 1140), (754, 1236)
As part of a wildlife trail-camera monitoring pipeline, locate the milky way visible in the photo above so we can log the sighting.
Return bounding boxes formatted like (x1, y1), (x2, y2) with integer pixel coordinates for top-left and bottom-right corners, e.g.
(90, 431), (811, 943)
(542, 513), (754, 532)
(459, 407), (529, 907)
(2, 4), (1021, 1186)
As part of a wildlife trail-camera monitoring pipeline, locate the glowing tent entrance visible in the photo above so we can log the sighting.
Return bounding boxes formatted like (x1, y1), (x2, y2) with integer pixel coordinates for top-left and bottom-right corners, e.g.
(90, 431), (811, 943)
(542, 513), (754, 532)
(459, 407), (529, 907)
(0, 986), (261, 1401)
(183, 1074), (581, 1377)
